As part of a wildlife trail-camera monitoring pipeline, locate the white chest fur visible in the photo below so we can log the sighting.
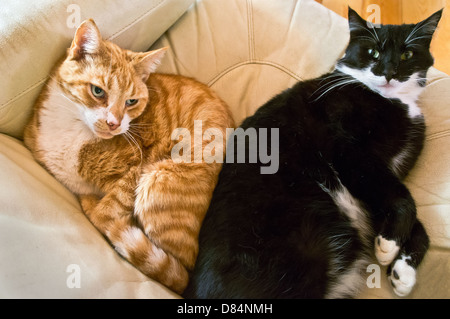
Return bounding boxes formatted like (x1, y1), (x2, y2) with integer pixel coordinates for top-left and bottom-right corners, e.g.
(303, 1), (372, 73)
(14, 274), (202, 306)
(37, 80), (98, 195)
(336, 65), (426, 177)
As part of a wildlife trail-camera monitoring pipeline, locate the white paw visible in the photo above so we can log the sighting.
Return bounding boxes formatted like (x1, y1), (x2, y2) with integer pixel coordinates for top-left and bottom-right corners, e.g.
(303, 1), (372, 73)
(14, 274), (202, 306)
(375, 235), (400, 266)
(388, 256), (416, 297)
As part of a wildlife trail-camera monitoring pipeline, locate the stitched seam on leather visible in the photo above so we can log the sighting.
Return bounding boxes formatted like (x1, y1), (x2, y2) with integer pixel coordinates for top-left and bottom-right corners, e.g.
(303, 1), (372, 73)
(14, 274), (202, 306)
(107, 0), (165, 40)
(426, 130), (450, 141)
(0, 77), (47, 110)
(207, 60), (304, 87)
(247, 0), (255, 61)
(0, 0), (167, 111)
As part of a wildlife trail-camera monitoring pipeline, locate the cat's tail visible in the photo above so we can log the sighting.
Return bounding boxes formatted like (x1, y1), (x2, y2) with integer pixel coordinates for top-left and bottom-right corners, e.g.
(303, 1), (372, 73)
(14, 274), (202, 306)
(81, 192), (190, 294)
(107, 216), (190, 294)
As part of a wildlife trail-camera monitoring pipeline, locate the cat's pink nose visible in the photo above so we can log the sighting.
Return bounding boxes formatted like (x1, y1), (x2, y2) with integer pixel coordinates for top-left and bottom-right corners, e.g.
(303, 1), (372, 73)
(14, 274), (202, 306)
(106, 120), (120, 131)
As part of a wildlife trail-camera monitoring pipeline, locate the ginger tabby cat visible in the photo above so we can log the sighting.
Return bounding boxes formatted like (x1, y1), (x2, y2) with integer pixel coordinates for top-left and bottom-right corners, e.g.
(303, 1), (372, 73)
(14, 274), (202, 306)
(24, 19), (234, 294)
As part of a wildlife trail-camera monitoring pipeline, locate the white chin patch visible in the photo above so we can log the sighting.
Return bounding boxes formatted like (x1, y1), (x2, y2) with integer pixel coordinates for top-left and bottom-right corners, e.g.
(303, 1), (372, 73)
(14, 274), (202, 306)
(336, 64), (425, 118)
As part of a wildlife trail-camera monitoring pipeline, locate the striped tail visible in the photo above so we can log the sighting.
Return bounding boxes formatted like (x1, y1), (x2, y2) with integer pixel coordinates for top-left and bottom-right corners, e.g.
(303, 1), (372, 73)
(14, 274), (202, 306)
(79, 179), (191, 294)
(106, 215), (189, 293)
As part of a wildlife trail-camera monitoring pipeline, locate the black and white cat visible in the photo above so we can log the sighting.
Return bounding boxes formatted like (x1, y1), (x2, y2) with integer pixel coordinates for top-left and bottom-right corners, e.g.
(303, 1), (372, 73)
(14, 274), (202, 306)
(183, 8), (443, 298)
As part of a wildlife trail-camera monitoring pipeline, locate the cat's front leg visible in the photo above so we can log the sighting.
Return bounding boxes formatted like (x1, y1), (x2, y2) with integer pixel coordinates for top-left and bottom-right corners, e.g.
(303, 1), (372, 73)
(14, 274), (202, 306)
(78, 190), (134, 235)
(77, 161), (139, 231)
(386, 220), (429, 296)
(338, 156), (417, 251)
(368, 180), (430, 297)
(337, 155), (428, 296)
(372, 184), (417, 266)
(79, 194), (101, 214)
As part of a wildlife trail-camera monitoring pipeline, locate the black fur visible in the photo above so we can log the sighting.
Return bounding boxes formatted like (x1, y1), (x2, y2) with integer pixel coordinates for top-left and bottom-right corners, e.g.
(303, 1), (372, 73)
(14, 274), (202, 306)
(184, 8), (442, 299)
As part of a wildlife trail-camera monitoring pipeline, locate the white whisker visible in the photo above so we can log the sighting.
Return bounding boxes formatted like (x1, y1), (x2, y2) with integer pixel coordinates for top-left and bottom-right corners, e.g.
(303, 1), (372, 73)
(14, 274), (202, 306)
(425, 77), (450, 87)
(127, 127), (144, 137)
(405, 20), (435, 44)
(313, 79), (360, 101)
(129, 122), (154, 127)
(124, 131), (143, 165)
(312, 74), (355, 97)
(405, 43), (422, 49)
(147, 87), (160, 94)
(318, 73), (352, 82)
(353, 36), (377, 43)
(122, 133), (139, 163)
(369, 23), (380, 43)
(405, 35), (432, 44)
(354, 23), (380, 44)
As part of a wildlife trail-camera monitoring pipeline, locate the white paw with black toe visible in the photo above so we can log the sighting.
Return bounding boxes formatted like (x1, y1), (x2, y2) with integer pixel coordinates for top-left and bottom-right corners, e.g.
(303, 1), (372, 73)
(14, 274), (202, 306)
(375, 235), (400, 266)
(388, 255), (416, 297)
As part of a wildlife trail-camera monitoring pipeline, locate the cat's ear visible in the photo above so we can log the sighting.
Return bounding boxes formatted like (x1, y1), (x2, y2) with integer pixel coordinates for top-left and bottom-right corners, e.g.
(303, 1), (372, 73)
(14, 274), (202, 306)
(411, 9), (443, 42)
(69, 19), (103, 60)
(347, 7), (368, 34)
(134, 47), (168, 82)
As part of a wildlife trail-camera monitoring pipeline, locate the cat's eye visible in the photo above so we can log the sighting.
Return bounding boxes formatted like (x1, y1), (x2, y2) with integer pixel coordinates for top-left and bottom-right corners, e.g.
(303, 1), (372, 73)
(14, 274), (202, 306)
(401, 50), (414, 61)
(368, 48), (380, 59)
(126, 99), (139, 106)
(91, 85), (105, 98)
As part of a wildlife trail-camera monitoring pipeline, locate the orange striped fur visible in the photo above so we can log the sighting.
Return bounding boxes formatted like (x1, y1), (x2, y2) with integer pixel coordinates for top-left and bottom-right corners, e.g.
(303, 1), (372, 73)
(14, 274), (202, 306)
(24, 19), (235, 294)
